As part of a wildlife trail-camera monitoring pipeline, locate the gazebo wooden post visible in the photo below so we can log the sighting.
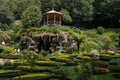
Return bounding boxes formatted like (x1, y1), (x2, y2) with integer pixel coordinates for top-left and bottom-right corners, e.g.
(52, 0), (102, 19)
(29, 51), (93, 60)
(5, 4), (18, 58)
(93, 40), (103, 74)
(59, 16), (61, 25)
(47, 15), (49, 25)
(43, 16), (45, 25)
(54, 15), (56, 25)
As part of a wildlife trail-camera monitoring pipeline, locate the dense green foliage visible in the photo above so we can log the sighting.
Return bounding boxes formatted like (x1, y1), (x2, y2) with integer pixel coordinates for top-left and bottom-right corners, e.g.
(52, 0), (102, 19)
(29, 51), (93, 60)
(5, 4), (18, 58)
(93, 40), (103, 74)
(0, 0), (120, 28)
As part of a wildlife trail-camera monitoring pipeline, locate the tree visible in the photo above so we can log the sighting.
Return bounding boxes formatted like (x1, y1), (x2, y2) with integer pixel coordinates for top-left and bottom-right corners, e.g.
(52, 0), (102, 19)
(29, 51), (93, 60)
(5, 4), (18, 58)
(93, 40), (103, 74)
(69, 30), (86, 54)
(0, 5), (14, 29)
(71, 0), (94, 26)
(60, 8), (72, 25)
(21, 5), (42, 28)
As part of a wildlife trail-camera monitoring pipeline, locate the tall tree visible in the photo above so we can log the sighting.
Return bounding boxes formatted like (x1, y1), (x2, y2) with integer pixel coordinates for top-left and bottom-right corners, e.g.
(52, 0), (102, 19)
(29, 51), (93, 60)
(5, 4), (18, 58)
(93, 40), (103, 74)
(21, 5), (42, 28)
(60, 8), (72, 25)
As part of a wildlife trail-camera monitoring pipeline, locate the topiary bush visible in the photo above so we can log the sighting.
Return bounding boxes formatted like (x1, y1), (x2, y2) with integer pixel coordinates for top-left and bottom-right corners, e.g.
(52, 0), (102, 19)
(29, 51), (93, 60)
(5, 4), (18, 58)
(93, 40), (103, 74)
(113, 73), (120, 79)
(66, 47), (77, 54)
(109, 59), (120, 65)
(109, 64), (120, 73)
(0, 45), (15, 54)
(97, 27), (104, 35)
(55, 57), (71, 62)
(40, 50), (49, 57)
(35, 61), (57, 66)
(94, 61), (109, 68)
(11, 60), (30, 66)
(94, 67), (109, 74)
(13, 73), (48, 80)
(0, 53), (24, 59)
(99, 54), (111, 61)
(107, 50), (116, 55)
(77, 56), (91, 60)
(0, 70), (25, 78)
(16, 66), (52, 72)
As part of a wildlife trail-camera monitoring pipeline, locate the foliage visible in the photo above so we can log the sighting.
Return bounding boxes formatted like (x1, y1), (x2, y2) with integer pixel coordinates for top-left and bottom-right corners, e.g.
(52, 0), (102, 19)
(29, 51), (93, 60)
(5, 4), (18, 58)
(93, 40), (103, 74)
(97, 27), (104, 35)
(0, 54), (24, 59)
(60, 8), (72, 24)
(0, 70), (24, 78)
(109, 59), (120, 65)
(66, 47), (78, 54)
(99, 54), (111, 61)
(0, 5), (14, 30)
(77, 55), (91, 60)
(22, 5), (42, 27)
(69, 30), (86, 53)
(94, 67), (109, 74)
(11, 60), (30, 66)
(13, 73), (48, 80)
(40, 50), (49, 57)
(0, 45), (14, 54)
(109, 64), (120, 73)
(35, 61), (56, 66)
(94, 61), (109, 68)
(55, 57), (71, 62)
(107, 50), (115, 55)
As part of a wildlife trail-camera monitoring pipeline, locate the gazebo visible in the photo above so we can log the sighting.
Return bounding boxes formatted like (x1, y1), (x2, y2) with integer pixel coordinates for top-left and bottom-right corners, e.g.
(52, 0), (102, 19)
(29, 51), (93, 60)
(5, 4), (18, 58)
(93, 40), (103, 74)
(43, 9), (62, 26)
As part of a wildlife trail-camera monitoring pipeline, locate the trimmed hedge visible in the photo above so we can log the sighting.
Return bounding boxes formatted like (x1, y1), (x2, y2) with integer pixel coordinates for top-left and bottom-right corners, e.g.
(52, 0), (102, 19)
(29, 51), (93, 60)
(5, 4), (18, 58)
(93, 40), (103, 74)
(0, 70), (25, 78)
(35, 61), (57, 66)
(0, 53), (24, 59)
(11, 60), (30, 66)
(109, 59), (120, 65)
(99, 54), (111, 61)
(109, 65), (120, 73)
(77, 56), (91, 60)
(94, 67), (109, 74)
(0, 45), (14, 54)
(107, 50), (116, 55)
(55, 57), (71, 62)
(16, 66), (52, 72)
(13, 73), (48, 80)
(113, 73), (120, 79)
(94, 61), (109, 68)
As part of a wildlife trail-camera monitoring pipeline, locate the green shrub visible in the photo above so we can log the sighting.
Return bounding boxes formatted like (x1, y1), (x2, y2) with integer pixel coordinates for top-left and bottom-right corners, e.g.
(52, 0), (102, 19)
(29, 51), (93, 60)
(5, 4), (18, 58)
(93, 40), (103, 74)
(11, 60), (30, 66)
(55, 57), (71, 62)
(64, 62), (80, 66)
(0, 70), (25, 78)
(13, 73), (48, 80)
(94, 67), (109, 74)
(40, 50), (49, 57)
(0, 53), (24, 59)
(94, 61), (109, 68)
(99, 54), (111, 61)
(112, 54), (120, 59)
(107, 50), (115, 55)
(0, 45), (14, 54)
(109, 59), (120, 65)
(113, 73), (120, 79)
(97, 27), (104, 34)
(83, 54), (93, 57)
(66, 47), (77, 54)
(77, 56), (91, 60)
(16, 66), (52, 72)
(35, 61), (56, 66)
(109, 65), (120, 72)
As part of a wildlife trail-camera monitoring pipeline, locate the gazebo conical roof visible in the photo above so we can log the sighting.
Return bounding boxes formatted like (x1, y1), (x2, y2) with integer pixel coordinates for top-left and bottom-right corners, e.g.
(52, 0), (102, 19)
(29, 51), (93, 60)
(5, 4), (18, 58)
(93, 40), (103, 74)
(43, 9), (62, 16)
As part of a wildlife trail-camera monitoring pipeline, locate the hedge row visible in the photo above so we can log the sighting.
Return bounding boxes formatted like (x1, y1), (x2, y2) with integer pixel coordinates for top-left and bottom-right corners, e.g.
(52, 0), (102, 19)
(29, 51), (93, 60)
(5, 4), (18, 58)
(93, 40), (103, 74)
(35, 61), (57, 66)
(0, 70), (25, 78)
(13, 73), (48, 80)
(16, 66), (52, 72)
